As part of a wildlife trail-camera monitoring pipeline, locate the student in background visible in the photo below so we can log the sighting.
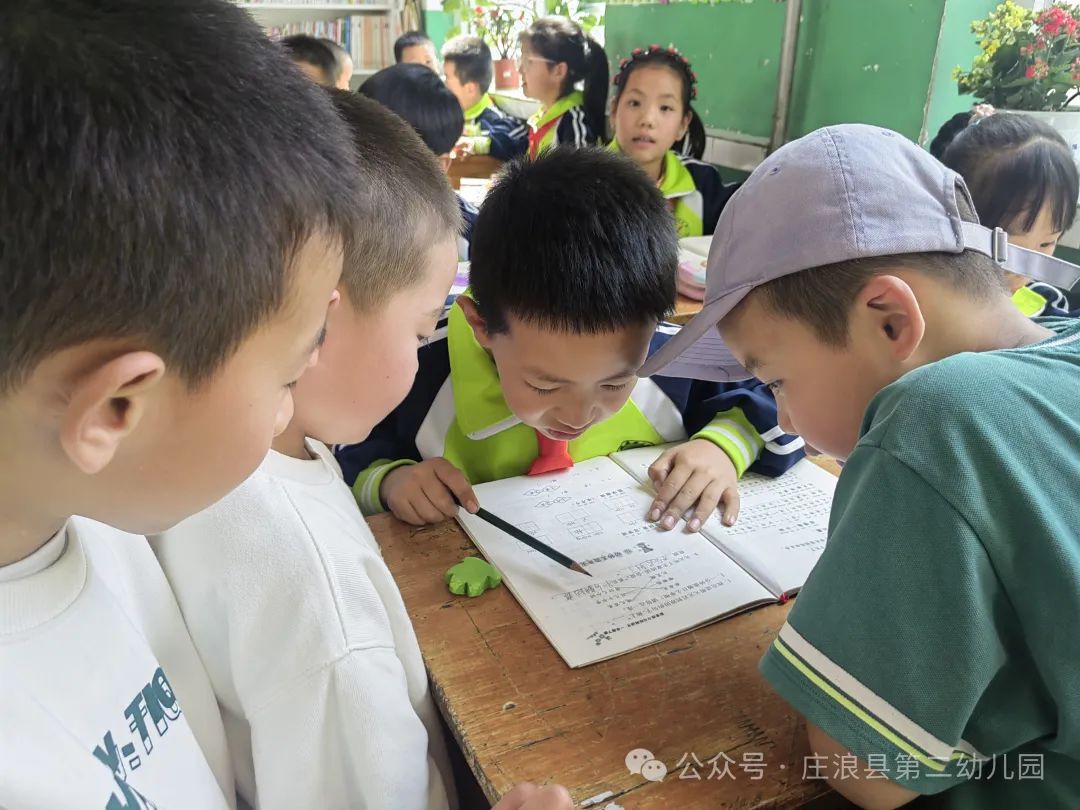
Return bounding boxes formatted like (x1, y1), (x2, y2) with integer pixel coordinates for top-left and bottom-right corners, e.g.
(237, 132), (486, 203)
(0, 0), (359, 804)
(321, 37), (354, 88)
(928, 103), (995, 159)
(337, 149), (803, 531)
(941, 111), (1079, 316)
(395, 30), (439, 71)
(519, 17), (608, 156)
(645, 123), (1080, 809)
(442, 34), (528, 160)
(361, 63), (478, 259)
(281, 34), (350, 89)
(610, 45), (738, 237)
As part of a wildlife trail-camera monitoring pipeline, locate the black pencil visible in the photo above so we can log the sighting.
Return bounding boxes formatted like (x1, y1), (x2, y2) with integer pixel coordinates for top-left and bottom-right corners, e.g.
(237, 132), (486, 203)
(475, 507), (593, 576)
(455, 497), (592, 577)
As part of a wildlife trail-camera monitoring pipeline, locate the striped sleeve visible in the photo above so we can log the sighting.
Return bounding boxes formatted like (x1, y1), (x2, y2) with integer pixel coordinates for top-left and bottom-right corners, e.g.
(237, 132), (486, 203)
(352, 459), (416, 516)
(555, 108), (596, 148)
(691, 407), (764, 477)
(759, 445), (1003, 794)
(682, 378), (805, 478)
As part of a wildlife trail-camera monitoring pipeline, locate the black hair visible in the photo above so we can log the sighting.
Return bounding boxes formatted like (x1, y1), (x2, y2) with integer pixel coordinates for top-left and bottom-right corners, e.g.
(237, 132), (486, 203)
(520, 17), (608, 142)
(929, 111), (974, 160)
(394, 30), (433, 63)
(612, 45), (706, 160)
(442, 34), (493, 94)
(281, 34), (338, 86)
(324, 90), (461, 309)
(942, 112), (1079, 234)
(470, 148), (676, 334)
(360, 63), (464, 155)
(753, 192), (1006, 346)
(0, 0), (360, 394)
(319, 38), (352, 85)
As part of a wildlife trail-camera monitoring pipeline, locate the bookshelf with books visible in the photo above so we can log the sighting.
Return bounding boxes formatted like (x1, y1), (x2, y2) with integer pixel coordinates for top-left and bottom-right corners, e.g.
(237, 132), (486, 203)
(234, 2), (402, 83)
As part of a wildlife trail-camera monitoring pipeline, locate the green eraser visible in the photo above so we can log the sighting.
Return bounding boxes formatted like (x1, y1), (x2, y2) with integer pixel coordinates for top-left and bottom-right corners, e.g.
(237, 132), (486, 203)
(446, 557), (503, 598)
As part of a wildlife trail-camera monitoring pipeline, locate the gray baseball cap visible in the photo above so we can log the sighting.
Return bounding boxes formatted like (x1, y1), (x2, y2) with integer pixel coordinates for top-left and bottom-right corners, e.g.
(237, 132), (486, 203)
(641, 123), (1080, 382)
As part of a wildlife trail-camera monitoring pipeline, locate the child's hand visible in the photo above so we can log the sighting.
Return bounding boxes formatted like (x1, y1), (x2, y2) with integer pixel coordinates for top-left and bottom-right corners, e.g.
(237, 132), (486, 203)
(380, 458), (479, 525)
(647, 439), (740, 532)
(453, 138), (475, 158)
(492, 783), (573, 810)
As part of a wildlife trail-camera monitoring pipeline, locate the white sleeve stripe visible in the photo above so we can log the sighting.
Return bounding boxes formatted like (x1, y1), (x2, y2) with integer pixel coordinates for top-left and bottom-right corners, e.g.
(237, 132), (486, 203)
(765, 436), (805, 455)
(702, 426), (753, 467)
(777, 624), (987, 763)
(760, 425), (786, 442)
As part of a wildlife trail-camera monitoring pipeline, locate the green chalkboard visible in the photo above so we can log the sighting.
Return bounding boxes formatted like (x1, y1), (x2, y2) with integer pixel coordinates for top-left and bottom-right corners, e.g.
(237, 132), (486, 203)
(605, 2), (786, 139)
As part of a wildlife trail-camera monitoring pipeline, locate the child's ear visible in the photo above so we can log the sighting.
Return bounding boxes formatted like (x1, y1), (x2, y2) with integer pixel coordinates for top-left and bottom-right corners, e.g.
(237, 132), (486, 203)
(456, 296), (494, 349)
(551, 61), (569, 85)
(679, 111), (692, 140)
(437, 153), (453, 174)
(60, 351), (166, 475)
(857, 275), (925, 364)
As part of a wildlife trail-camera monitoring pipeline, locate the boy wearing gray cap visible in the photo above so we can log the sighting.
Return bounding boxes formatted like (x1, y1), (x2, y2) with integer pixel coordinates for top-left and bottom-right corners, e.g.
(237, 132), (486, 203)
(642, 124), (1080, 808)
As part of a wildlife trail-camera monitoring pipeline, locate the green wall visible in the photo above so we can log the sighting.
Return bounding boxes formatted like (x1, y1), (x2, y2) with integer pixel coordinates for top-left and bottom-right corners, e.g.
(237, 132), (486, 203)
(924, 0), (999, 143)
(604, 0), (995, 152)
(424, 9), (453, 52)
(787, 0), (944, 141)
(605, 2), (785, 139)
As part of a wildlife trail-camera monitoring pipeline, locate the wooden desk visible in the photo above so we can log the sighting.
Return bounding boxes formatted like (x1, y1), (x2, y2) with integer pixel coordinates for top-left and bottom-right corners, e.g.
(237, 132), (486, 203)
(370, 458), (844, 809)
(672, 294), (704, 325)
(449, 154), (504, 190)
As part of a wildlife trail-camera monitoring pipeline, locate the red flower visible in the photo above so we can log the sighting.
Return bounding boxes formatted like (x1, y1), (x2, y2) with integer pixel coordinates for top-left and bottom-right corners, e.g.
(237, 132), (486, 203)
(1027, 58), (1050, 80)
(474, 6), (483, 14)
(1037, 6), (1075, 38)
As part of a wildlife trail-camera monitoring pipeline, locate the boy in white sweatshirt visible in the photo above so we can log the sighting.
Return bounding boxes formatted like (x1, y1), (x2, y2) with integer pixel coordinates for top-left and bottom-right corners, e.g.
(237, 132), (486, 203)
(152, 92), (572, 810)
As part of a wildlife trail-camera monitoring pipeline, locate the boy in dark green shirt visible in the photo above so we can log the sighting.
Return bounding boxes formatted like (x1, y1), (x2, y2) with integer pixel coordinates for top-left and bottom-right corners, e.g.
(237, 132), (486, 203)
(643, 124), (1080, 809)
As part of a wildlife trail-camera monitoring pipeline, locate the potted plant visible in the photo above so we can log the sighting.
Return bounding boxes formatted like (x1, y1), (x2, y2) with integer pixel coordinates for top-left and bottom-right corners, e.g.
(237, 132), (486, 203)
(954, 1), (1080, 150)
(472, 3), (531, 89)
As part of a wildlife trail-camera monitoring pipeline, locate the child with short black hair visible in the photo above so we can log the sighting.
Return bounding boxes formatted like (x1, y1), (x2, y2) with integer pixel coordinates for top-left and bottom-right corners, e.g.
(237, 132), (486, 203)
(395, 30), (438, 71)
(360, 63), (478, 259)
(519, 17), (608, 155)
(338, 148), (803, 531)
(644, 123), (1080, 808)
(153, 90), (462, 810)
(281, 33), (351, 89)
(442, 34), (528, 160)
(0, 0), (360, 804)
(942, 111), (1079, 316)
(610, 44), (738, 237)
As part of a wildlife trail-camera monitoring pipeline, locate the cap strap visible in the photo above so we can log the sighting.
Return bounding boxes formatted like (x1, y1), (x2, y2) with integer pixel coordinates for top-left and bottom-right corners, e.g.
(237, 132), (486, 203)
(961, 221), (1080, 289)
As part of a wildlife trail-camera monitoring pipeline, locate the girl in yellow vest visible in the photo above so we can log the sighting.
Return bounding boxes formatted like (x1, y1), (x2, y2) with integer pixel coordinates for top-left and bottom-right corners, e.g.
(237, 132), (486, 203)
(519, 17), (608, 157)
(610, 45), (738, 237)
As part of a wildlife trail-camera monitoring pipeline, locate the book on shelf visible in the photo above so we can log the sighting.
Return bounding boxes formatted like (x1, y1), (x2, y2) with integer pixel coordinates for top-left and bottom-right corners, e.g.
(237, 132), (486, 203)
(267, 14), (391, 71)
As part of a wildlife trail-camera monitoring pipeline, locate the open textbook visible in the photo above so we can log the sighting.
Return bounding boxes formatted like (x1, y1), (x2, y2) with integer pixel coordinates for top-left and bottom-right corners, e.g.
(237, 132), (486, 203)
(456, 444), (837, 667)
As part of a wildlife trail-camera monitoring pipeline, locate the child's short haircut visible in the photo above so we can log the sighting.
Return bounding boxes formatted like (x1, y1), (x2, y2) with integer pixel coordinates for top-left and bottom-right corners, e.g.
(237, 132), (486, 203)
(1, 0), (360, 394)
(394, 31), (432, 63)
(320, 38), (352, 84)
(441, 35), (493, 94)
(756, 242), (1006, 347)
(942, 111), (1079, 235)
(324, 90), (461, 309)
(359, 63), (464, 155)
(752, 191), (1006, 347)
(281, 34), (339, 86)
(470, 148), (676, 334)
